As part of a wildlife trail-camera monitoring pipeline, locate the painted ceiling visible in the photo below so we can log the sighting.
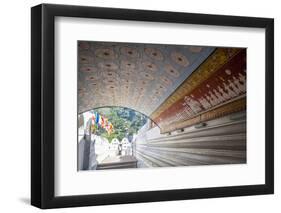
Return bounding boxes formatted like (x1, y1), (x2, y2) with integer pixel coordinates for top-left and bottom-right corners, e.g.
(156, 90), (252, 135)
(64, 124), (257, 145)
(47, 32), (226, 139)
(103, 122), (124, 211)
(78, 41), (215, 115)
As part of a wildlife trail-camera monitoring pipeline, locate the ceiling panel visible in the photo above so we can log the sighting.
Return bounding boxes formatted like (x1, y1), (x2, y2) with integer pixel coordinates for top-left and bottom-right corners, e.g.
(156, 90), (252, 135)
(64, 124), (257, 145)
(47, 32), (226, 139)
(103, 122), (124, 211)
(78, 41), (215, 115)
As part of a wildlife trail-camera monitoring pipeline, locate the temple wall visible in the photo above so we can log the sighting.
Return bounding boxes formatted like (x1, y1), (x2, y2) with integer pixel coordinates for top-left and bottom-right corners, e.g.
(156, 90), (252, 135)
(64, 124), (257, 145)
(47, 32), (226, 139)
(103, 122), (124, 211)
(135, 111), (246, 168)
(151, 49), (246, 133)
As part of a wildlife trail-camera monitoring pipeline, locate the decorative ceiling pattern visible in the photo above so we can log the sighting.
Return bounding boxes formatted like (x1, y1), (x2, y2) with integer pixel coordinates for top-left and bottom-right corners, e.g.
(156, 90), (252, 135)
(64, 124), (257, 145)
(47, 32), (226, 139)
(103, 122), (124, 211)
(152, 49), (246, 133)
(78, 41), (215, 114)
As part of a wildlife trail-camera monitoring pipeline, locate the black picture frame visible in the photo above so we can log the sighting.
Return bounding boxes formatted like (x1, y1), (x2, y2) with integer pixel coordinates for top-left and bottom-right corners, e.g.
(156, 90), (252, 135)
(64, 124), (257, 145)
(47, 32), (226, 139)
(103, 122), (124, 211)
(31, 3), (274, 209)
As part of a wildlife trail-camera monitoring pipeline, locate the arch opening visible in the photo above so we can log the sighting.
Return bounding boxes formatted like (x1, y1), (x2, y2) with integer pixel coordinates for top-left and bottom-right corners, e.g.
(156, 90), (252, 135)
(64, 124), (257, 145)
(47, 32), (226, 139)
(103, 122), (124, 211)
(78, 106), (157, 143)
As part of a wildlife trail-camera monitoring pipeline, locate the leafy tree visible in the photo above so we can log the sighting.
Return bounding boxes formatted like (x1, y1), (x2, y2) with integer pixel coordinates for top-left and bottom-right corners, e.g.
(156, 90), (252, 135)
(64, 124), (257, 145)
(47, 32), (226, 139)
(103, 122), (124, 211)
(91, 107), (148, 142)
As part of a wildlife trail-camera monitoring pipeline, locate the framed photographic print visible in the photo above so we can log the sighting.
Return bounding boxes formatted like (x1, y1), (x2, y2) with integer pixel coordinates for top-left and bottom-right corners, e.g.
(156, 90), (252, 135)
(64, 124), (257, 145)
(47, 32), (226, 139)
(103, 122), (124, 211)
(31, 3), (274, 209)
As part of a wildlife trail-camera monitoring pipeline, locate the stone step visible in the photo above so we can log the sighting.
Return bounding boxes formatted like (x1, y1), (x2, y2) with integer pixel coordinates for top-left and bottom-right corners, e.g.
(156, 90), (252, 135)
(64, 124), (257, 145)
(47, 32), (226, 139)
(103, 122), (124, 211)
(97, 155), (138, 170)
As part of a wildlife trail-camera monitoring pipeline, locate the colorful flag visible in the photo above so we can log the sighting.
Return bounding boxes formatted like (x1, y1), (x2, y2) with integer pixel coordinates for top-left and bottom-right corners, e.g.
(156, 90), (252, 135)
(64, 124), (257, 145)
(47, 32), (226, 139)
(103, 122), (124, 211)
(108, 123), (114, 134)
(91, 111), (114, 134)
(104, 118), (108, 127)
(101, 116), (106, 128)
(95, 112), (100, 125)
(99, 115), (103, 127)
(91, 114), (96, 125)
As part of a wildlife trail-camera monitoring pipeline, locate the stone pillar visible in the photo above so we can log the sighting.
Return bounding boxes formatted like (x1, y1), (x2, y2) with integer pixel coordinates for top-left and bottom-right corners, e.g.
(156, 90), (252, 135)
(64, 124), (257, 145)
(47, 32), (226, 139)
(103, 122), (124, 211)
(78, 118), (98, 170)
(89, 138), (98, 170)
(78, 135), (91, 170)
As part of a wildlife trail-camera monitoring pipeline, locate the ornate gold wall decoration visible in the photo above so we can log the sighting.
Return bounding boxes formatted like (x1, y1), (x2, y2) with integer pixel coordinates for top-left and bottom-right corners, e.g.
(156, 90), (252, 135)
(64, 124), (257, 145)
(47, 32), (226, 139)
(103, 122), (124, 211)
(150, 48), (241, 120)
(160, 96), (246, 133)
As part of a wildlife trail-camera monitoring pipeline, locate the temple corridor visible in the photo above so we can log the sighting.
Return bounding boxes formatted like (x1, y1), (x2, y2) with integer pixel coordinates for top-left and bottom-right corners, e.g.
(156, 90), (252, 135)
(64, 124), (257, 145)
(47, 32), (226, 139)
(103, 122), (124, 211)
(77, 41), (246, 171)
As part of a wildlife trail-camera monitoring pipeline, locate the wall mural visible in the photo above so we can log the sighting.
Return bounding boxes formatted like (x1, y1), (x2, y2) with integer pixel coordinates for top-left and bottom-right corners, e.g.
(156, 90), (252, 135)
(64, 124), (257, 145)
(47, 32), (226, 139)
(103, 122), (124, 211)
(152, 49), (246, 133)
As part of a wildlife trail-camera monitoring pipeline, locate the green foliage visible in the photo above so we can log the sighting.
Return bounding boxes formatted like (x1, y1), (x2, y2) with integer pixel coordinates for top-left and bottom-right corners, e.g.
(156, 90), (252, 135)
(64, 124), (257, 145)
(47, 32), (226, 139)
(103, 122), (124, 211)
(92, 107), (147, 142)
